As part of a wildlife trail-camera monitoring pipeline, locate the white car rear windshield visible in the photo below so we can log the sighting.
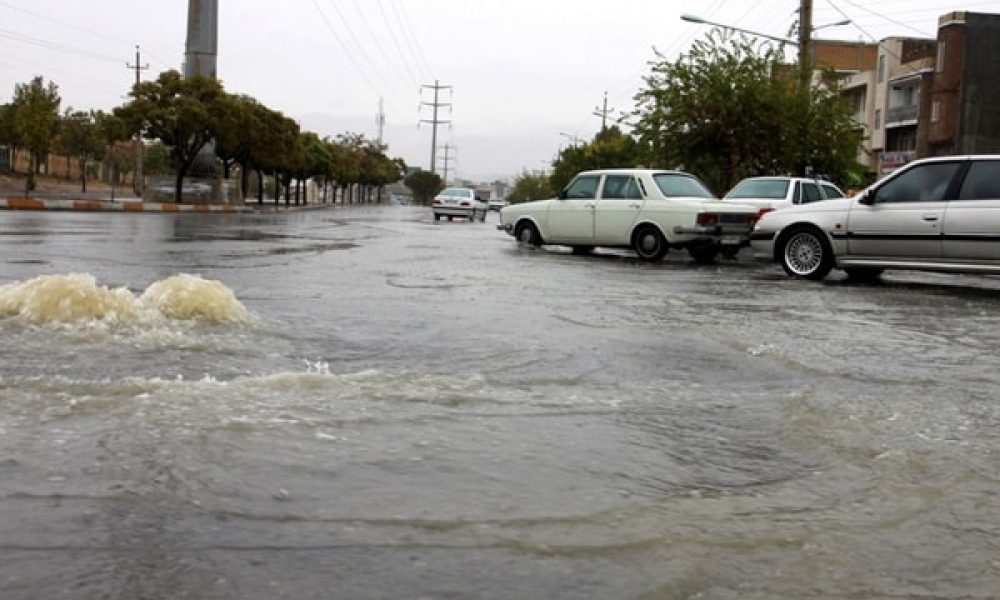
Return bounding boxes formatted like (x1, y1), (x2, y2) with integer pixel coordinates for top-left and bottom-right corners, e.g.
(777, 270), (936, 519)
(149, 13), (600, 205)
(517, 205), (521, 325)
(726, 179), (789, 199)
(653, 174), (714, 198)
(439, 188), (473, 197)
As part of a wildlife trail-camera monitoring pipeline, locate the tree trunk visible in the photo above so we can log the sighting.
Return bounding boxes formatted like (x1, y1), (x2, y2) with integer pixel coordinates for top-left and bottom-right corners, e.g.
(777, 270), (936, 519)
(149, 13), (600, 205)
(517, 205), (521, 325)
(79, 158), (87, 193)
(26, 152), (34, 196)
(175, 170), (185, 203)
(257, 169), (264, 204)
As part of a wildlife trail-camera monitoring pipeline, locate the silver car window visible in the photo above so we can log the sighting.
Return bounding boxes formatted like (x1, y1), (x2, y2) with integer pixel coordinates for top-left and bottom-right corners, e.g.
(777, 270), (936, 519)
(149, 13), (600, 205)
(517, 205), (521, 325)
(565, 176), (600, 199)
(874, 162), (962, 203)
(958, 161), (1000, 200)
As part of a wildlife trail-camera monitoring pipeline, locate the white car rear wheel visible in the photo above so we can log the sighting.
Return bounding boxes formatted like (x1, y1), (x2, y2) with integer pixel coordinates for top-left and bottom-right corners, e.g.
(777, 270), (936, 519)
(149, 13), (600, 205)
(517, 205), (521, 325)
(632, 225), (668, 261)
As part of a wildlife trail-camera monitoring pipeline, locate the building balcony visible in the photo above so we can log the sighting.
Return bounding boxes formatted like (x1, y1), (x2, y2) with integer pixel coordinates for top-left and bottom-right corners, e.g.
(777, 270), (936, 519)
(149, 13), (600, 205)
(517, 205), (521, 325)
(886, 104), (918, 126)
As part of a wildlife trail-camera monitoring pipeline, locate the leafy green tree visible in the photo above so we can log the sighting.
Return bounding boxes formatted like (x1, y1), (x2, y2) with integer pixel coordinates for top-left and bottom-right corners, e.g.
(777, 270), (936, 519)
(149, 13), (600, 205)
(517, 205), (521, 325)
(632, 30), (864, 195)
(508, 170), (554, 203)
(56, 110), (104, 192)
(96, 111), (132, 198)
(404, 170), (443, 205)
(143, 141), (174, 177)
(116, 70), (226, 202)
(549, 126), (644, 192)
(249, 107), (299, 204)
(12, 76), (61, 193)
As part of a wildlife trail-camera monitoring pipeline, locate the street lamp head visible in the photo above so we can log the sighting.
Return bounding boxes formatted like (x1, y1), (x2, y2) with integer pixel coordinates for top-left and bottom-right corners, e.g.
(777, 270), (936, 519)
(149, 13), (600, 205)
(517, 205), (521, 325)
(680, 14), (706, 24)
(812, 18), (851, 32)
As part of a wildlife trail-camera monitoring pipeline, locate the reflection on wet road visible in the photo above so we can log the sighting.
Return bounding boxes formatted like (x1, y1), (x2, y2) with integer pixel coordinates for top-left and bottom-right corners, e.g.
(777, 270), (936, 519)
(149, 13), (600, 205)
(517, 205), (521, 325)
(0, 206), (998, 599)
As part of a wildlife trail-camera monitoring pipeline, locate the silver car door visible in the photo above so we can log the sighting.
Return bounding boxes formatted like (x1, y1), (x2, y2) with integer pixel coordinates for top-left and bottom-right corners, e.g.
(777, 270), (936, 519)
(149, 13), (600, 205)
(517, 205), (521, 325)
(846, 161), (962, 259)
(593, 175), (643, 245)
(548, 174), (600, 243)
(943, 159), (1000, 260)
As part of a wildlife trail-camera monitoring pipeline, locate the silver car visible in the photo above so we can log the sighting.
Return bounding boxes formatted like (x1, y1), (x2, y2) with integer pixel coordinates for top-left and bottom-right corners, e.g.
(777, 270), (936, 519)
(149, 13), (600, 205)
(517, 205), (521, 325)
(432, 187), (488, 222)
(750, 156), (1000, 280)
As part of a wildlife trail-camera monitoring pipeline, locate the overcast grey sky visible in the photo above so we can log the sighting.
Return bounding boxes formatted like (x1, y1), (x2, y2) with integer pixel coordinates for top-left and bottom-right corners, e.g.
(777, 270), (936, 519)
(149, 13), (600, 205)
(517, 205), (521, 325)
(0, 0), (984, 182)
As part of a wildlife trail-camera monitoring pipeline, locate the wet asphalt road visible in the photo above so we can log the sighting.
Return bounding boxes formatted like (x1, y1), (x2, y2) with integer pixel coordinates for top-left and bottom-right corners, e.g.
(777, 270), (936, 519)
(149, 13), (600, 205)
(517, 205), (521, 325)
(0, 205), (998, 599)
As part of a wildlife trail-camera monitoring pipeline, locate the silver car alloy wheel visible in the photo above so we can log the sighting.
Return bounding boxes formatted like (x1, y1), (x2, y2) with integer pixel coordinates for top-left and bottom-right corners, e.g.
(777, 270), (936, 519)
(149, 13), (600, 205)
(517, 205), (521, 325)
(784, 231), (823, 276)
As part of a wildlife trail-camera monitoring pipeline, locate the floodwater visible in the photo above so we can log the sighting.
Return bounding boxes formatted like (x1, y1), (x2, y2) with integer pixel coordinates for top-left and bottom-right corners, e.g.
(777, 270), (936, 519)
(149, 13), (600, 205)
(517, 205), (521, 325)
(0, 206), (997, 599)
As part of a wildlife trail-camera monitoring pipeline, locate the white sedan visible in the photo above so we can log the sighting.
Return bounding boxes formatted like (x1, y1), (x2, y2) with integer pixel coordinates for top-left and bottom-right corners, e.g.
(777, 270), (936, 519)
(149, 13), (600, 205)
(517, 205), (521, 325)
(750, 155), (1000, 280)
(722, 176), (845, 213)
(497, 169), (760, 262)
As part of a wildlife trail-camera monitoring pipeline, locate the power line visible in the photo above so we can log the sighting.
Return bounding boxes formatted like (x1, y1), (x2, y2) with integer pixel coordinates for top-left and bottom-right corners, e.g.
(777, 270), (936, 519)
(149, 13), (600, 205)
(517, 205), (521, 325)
(387, 0), (433, 80)
(318, 0), (396, 91)
(347, 0), (417, 87)
(374, 0), (422, 86)
(0, 28), (123, 64)
(308, 0), (385, 102)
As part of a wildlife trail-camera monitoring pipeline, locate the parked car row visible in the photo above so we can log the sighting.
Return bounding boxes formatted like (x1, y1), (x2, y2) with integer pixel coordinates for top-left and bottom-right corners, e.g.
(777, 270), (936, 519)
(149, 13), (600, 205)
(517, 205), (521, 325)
(496, 156), (1000, 283)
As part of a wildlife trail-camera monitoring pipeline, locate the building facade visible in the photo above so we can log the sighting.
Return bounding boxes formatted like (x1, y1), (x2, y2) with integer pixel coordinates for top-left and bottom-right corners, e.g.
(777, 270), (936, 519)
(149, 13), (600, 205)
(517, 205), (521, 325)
(826, 11), (1000, 178)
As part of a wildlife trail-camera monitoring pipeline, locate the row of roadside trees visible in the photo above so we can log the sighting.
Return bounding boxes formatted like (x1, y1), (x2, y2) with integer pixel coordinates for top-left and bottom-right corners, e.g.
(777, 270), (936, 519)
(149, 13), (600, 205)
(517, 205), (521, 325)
(0, 70), (406, 204)
(509, 31), (866, 203)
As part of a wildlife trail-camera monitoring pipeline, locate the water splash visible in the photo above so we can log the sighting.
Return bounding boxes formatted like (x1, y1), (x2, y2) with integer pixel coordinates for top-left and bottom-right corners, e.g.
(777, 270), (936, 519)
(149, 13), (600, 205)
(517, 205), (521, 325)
(0, 273), (248, 325)
(140, 274), (248, 323)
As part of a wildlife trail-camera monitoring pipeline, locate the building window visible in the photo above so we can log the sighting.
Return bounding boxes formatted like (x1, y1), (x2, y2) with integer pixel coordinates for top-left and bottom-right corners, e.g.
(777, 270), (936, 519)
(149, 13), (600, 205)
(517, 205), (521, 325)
(936, 41), (946, 72)
(875, 109), (881, 130)
(931, 100), (941, 123)
(878, 55), (886, 83)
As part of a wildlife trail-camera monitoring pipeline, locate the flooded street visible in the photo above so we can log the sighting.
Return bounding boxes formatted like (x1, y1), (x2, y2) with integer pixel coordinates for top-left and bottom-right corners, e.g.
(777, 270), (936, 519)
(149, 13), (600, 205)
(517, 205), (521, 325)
(1, 205), (998, 599)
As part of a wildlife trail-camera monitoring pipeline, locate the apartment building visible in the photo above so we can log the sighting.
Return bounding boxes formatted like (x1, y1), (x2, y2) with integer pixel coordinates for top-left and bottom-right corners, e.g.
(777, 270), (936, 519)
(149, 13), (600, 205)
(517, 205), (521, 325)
(825, 11), (1000, 178)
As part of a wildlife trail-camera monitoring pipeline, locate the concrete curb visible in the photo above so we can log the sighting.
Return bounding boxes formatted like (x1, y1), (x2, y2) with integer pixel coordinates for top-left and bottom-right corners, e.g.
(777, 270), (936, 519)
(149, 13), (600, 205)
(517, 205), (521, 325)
(0, 197), (251, 213)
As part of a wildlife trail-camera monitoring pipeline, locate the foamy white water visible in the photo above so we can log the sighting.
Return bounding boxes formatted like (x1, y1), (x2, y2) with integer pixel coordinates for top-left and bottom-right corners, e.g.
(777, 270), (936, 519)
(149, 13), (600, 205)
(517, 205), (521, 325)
(0, 273), (249, 325)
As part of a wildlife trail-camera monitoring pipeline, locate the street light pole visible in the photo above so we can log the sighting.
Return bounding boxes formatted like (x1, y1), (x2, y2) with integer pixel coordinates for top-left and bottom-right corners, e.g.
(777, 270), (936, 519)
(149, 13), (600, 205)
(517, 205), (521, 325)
(798, 0), (813, 89)
(681, 5), (849, 91)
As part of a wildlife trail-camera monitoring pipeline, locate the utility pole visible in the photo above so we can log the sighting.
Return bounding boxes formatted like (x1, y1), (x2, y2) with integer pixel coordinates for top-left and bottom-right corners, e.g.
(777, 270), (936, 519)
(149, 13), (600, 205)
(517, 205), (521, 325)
(592, 91), (614, 132)
(438, 143), (455, 183)
(420, 80), (452, 176)
(126, 45), (149, 196)
(798, 0), (813, 90)
(375, 97), (386, 149)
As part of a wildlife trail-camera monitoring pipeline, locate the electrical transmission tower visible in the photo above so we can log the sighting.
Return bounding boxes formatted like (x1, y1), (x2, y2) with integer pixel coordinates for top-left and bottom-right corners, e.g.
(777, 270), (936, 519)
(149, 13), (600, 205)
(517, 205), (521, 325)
(126, 45), (149, 195)
(420, 80), (452, 176)
(593, 91), (614, 131)
(438, 143), (456, 183)
(375, 97), (386, 149)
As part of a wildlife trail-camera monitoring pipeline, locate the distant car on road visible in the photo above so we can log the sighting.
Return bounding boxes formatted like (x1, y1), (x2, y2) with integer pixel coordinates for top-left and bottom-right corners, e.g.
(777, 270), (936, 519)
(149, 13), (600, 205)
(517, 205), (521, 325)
(750, 155), (1000, 280)
(498, 168), (760, 262)
(433, 187), (487, 222)
(488, 198), (509, 212)
(723, 176), (845, 214)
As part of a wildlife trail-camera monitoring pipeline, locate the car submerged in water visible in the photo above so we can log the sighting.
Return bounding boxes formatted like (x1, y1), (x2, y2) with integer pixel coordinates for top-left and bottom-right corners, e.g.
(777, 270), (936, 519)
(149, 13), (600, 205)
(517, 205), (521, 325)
(498, 168), (760, 262)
